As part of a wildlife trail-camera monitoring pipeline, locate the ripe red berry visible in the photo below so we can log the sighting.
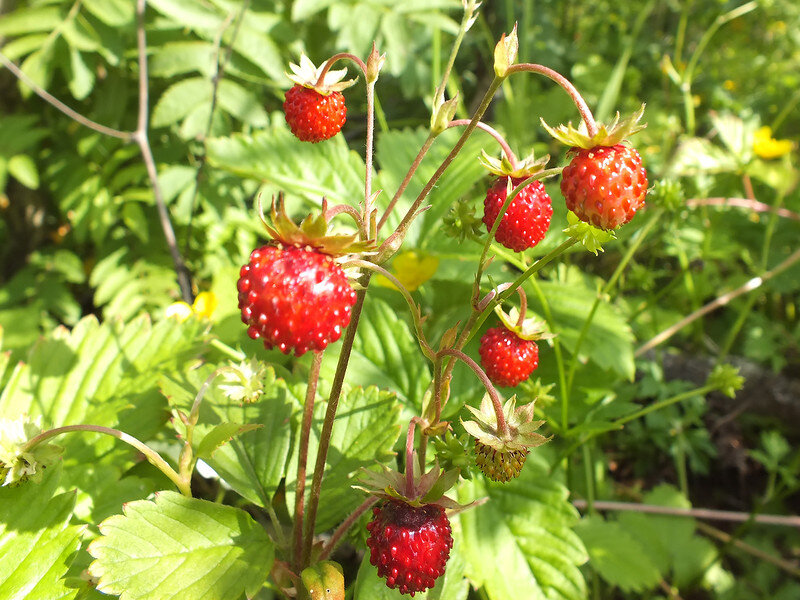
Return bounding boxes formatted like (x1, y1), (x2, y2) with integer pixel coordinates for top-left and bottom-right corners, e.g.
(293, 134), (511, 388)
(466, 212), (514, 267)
(366, 500), (453, 597)
(283, 84), (346, 143)
(237, 244), (356, 355)
(560, 144), (648, 230)
(479, 326), (539, 388)
(482, 176), (553, 252)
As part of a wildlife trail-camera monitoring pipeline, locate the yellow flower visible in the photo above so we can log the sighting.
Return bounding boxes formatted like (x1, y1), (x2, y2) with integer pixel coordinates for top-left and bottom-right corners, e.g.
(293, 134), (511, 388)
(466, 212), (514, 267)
(192, 291), (218, 319)
(165, 291), (218, 321)
(722, 80), (737, 91)
(377, 251), (439, 292)
(753, 126), (793, 160)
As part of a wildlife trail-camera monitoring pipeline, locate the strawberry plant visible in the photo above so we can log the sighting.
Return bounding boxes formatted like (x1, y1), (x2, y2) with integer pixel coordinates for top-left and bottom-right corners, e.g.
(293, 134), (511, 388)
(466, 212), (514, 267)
(2, 1), (799, 599)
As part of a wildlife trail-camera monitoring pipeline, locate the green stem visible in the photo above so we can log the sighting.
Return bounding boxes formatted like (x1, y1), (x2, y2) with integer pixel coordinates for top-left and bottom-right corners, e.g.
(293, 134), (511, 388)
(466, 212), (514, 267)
(379, 76), (504, 255)
(615, 385), (715, 427)
(24, 424), (190, 496)
(566, 210), (661, 394)
(209, 338), (247, 361)
(582, 443), (596, 513)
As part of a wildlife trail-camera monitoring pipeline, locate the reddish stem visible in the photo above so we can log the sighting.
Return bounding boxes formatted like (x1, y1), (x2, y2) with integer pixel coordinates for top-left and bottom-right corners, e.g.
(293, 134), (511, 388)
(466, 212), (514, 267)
(315, 52), (368, 86)
(437, 348), (508, 436)
(515, 287), (528, 329)
(506, 63), (597, 137)
(293, 351), (323, 571)
(318, 497), (378, 561)
(405, 419), (419, 496)
(448, 119), (518, 166)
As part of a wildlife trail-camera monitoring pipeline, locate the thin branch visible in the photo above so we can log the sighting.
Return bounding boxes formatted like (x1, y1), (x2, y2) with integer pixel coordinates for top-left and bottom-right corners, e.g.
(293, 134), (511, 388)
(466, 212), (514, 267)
(448, 119), (517, 166)
(697, 522), (800, 579)
(572, 499), (800, 528)
(0, 52), (132, 141)
(506, 63), (597, 136)
(686, 197), (800, 222)
(437, 348), (508, 436)
(318, 497), (378, 561)
(636, 246), (800, 356)
(183, 1), (249, 256)
(135, 0), (193, 303)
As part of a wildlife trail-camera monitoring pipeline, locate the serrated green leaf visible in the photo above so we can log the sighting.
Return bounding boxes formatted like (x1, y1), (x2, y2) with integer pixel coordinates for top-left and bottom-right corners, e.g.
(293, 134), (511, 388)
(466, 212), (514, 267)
(149, 41), (216, 78)
(531, 269), (635, 379)
(217, 79), (268, 126)
(147, 0), (223, 29)
(353, 539), (468, 600)
(82, 0), (135, 26)
(66, 46), (95, 100)
(0, 6), (61, 36)
(616, 484), (717, 588)
(286, 386), (402, 532)
(457, 456), (587, 600)
(152, 77), (211, 128)
(0, 464), (84, 600)
(207, 126), (365, 206)
(342, 297), (430, 409)
(195, 422), (262, 460)
(88, 492), (273, 600)
(575, 516), (661, 592)
(161, 366), (297, 507)
(8, 154), (39, 189)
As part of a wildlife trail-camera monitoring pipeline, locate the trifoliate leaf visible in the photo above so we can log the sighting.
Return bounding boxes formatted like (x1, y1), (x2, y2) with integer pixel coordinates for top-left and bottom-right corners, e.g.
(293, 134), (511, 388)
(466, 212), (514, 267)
(575, 516), (662, 592)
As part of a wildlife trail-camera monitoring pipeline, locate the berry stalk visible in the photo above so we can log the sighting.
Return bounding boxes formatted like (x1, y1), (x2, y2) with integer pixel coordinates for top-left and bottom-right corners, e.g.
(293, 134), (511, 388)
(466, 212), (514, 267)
(438, 348), (508, 436)
(506, 63), (597, 137)
(22, 424), (190, 497)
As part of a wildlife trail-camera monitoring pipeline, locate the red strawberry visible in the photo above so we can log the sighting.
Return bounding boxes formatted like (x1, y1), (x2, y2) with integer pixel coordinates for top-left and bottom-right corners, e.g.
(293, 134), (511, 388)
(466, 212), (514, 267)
(366, 500), (453, 596)
(237, 244), (356, 355)
(479, 325), (539, 388)
(560, 144), (648, 231)
(482, 176), (553, 251)
(283, 85), (346, 143)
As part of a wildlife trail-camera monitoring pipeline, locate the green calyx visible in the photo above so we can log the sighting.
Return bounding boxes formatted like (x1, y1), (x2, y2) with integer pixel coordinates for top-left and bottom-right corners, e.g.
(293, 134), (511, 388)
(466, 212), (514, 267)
(462, 396), (549, 455)
(260, 194), (373, 256)
(479, 150), (550, 179)
(354, 461), (465, 510)
(494, 305), (555, 342)
(542, 104), (646, 149)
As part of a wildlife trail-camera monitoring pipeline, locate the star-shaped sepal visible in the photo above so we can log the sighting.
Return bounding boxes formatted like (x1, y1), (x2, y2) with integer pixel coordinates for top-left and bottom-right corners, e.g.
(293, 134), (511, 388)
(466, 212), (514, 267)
(286, 54), (358, 96)
(541, 104), (646, 150)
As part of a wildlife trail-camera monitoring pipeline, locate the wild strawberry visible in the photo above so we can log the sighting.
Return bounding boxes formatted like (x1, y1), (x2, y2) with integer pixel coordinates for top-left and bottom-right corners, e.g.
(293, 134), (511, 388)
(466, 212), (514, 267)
(284, 85), (346, 143)
(542, 106), (648, 230)
(366, 500), (453, 596)
(283, 55), (356, 143)
(560, 144), (648, 230)
(238, 195), (368, 356)
(237, 245), (356, 355)
(478, 150), (553, 251)
(463, 396), (549, 483)
(482, 177), (553, 251)
(478, 305), (553, 388)
(479, 326), (539, 388)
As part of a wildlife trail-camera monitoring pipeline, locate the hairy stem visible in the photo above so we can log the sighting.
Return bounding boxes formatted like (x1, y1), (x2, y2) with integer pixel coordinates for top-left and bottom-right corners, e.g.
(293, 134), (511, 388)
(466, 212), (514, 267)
(24, 425), (190, 496)
(319, 497), (378, 561)
(506, 63), (597, 136)
(302, 281), (370, 566)
(447, 119), (517, 165)
(293, 351), (324, 571)
(438, 348), (507, 435)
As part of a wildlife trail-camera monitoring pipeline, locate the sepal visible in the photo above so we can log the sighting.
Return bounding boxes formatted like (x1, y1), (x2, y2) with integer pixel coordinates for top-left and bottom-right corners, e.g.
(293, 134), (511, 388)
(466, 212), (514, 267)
(494, 24), (519, 77)
(563, 210), (616, 255)
(286, 54), (357, 95)
(541, 104), (646, 149)
(479, 149), (550, 179)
